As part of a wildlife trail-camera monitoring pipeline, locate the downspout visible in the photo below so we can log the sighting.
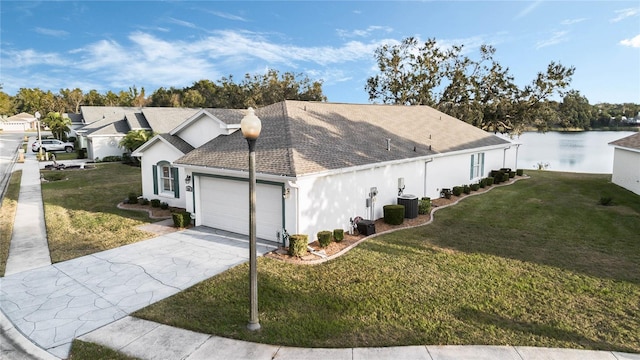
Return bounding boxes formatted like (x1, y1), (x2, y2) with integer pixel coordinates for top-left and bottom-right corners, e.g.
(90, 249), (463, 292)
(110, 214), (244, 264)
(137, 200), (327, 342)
(503, 146), (511, 168)
(515, 144), (521, 170)
(287, 180), (300, 237)
(423, 158), (433, 198)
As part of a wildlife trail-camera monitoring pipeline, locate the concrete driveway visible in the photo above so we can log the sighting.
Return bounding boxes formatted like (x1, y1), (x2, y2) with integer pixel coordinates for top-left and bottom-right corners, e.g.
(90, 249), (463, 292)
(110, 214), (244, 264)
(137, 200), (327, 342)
(0, 226), (277, 358)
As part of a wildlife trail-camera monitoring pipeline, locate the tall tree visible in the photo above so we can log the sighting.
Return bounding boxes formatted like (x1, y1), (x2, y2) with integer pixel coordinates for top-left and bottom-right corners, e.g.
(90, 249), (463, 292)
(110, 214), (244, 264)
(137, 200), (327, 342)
(558, 90), (593, 129)
(366, 37), (575, 134)
(59, 88), (84, 113)
(0, 90), (15, 115)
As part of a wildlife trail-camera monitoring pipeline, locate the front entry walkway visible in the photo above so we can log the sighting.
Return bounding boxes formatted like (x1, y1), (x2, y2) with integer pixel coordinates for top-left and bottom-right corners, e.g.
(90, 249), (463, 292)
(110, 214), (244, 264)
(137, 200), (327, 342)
(0, 227), (277, 359)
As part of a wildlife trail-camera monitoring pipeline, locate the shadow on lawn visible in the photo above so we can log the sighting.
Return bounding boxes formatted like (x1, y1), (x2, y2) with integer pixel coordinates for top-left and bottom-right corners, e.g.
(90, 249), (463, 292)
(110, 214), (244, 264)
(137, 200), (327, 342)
(455, 306), (639, 353)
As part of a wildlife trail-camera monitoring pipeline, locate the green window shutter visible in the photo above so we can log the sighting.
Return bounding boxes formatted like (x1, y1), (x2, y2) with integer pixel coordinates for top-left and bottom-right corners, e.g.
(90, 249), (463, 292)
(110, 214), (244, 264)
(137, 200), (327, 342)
(480, 153), (485, 177)
(152, 165), (158, 195)
(470, 154), (475, 180)
(172, 167), (180, 198)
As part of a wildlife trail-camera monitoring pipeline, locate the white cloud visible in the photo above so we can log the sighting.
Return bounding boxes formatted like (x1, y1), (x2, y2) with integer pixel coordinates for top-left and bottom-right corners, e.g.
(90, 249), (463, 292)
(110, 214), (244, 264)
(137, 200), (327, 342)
(560, 18), (587, 26)
(536, 31), (569, 49)
(611, 7), (639, 22)
(337, 25), (393, 38)
(515, 1), (542, 19)
(167, 17), (198, 29)
(34, 27), (69, 37)
(1, 48), (68, 67)
(620, 34), (640, 48)
(207, 11), (247, 22)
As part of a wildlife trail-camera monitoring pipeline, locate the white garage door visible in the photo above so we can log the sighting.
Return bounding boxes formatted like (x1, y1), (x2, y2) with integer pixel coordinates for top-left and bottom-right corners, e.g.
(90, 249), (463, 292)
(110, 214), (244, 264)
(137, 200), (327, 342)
(199, 177), (283, 242)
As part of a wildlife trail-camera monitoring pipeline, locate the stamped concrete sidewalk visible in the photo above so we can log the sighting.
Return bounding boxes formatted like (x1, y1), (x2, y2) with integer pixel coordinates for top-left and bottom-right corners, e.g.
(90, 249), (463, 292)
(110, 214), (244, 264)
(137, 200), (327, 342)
(0, 227), (277, 358)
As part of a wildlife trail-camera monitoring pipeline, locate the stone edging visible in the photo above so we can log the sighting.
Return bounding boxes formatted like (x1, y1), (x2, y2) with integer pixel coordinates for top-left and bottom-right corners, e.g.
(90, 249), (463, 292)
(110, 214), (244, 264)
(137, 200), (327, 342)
(291, 175), (530, 265)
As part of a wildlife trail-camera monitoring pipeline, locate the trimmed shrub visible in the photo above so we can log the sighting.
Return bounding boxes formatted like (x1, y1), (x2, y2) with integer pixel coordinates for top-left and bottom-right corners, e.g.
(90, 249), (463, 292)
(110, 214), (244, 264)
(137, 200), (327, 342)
(317, 231), (332, 248)
(160, 202), (169, 210)
(516, 169), (524, 176)
(101, 155), (122, 163)
(150, 199), (161, 208)
(452, 186), (463, 196)
(127, 192), (138, 204)
(486, 177), (494, 186)
(502, 172), (510, 182)
(470, 183), (480, 191)
(42, 172), (65, 181)
(172, 211), (191, 228)
(333, 229), (344, 242)
(288, 234), (308, 257)
(383, 205), (405, 225)
(463, 185), (471, 194)
(479, 178), (486, 188)
(508, 171), (516, 178)
(140, 198), (150, 205)
(418, 197), (431, 215)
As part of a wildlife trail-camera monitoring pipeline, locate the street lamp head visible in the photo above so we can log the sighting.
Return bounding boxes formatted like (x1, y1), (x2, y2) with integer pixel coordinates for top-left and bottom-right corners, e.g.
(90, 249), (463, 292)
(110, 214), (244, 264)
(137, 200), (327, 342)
(240, 107), (262, 140)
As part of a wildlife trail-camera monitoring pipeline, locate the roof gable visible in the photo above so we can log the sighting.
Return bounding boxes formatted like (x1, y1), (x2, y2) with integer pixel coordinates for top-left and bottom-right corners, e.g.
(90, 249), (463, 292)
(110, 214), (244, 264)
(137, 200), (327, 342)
(132, 133), (195, 157)
(175, 101), (511, 177)
(169, 108), (243, 136)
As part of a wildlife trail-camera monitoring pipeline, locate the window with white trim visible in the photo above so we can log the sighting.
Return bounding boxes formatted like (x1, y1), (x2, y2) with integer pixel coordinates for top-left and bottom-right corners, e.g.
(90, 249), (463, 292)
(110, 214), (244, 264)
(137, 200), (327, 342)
(161, 164), (174, 193)
(470, 152), (485, 180)
(152, 161), (180, 198)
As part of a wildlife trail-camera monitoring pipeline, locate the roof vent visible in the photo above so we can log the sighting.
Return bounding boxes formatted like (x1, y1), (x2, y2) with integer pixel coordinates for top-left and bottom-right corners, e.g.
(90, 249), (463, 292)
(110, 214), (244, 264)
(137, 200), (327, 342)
(386, 138), (391, 151)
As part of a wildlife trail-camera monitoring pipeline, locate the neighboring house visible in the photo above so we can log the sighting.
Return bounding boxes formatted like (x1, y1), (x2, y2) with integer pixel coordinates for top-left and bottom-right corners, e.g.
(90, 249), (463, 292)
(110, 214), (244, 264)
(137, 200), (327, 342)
(609, 132), (640, 195)
(149, 100), (519, 244)
(1, 112), (37, 131)
(75, 106), (198, 161)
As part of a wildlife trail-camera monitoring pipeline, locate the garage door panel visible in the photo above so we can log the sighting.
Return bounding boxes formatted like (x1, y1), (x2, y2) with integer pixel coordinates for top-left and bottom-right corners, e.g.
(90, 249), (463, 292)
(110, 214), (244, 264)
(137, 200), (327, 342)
(199, 177), (282, 242)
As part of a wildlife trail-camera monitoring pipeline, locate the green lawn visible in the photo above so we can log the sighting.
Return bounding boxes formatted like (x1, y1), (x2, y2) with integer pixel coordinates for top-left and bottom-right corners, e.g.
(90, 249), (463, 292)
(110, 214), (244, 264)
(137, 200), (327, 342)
(0, 171), (22, 276)
(134, 171), (640, 352)
(41, 163), (155, 263)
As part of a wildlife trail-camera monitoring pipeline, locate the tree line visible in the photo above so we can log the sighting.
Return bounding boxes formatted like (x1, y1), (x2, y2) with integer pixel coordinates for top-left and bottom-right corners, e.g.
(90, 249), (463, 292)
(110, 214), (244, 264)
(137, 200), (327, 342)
(1, 38), (637, 135)
(0, 69), (325, 117)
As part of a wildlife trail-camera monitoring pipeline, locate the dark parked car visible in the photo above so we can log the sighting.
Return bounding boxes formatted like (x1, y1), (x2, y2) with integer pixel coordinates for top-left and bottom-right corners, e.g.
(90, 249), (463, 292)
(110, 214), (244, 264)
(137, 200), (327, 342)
(32, 139), (75, 153)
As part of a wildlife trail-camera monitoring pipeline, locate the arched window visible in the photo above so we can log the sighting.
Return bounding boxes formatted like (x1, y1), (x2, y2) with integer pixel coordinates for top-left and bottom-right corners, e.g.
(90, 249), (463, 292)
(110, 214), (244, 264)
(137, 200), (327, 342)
(152, 161), (179, 198)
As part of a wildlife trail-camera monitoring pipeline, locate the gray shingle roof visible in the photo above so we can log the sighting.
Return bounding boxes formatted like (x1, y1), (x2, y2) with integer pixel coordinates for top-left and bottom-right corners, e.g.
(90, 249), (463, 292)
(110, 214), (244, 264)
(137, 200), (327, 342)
(175, 101), (511, 177)
(88, 119), (131, 136)
(140, 108), (200, 134)
(126, 112), (150, 130)
(609, 132), (640, 150)
(158, 133), (195, 154)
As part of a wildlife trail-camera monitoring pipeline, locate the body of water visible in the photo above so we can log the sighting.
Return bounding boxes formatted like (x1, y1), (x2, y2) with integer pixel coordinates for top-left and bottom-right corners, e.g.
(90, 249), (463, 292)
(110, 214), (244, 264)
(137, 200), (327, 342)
(503, 131), (636, 174)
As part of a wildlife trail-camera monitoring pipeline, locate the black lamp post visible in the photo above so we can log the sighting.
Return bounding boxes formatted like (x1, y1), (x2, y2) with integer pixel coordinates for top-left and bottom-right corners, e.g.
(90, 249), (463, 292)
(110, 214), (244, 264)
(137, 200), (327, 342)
(240, 107), (262, 331)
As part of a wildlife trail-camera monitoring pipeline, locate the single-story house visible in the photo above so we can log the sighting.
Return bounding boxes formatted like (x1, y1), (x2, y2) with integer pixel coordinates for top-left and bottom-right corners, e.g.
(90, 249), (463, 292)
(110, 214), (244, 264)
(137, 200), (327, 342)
(609, 132), (640, 195)
(1, 112), (37, 131)
(135, 100), (517, 244)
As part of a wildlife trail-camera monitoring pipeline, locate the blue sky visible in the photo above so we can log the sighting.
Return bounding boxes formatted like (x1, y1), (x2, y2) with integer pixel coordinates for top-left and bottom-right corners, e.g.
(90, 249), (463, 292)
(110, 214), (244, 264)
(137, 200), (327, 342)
(1, 1), (639, 105)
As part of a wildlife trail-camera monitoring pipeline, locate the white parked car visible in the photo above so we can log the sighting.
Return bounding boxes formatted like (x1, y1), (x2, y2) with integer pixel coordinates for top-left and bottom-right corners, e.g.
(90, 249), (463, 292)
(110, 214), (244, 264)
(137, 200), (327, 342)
(32, 139), (75, 153)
